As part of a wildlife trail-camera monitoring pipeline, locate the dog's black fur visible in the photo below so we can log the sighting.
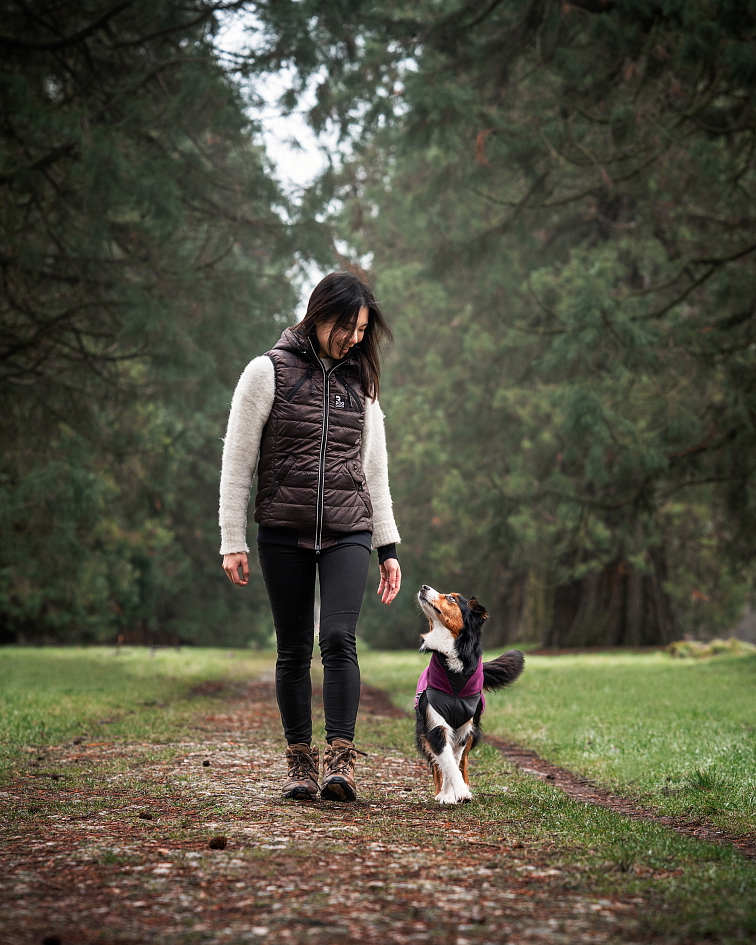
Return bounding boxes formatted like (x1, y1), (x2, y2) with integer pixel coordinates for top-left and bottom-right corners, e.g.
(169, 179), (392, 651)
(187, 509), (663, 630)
(453, 594), (488, 674)
(481, 650), (527, 691)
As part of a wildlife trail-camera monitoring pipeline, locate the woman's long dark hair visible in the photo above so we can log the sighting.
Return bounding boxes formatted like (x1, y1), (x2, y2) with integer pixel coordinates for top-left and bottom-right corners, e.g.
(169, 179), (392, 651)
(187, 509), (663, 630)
(296, 271), (392, 399)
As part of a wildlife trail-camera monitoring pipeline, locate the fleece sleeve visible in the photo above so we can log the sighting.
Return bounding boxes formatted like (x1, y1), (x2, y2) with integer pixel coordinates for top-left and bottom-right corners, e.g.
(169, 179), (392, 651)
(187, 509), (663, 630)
(218, 356), (276, 554)
(361, 397), (401, 551)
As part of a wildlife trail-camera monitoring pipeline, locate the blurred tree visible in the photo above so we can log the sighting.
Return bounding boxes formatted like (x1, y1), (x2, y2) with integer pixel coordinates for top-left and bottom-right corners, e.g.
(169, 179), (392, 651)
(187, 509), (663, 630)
(0, 0), (299, 644)
(251, 0), (756, 646)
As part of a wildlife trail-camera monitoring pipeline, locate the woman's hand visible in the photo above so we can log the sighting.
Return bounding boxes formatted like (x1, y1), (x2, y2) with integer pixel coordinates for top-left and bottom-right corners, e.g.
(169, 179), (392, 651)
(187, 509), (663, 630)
(378, 558), (401, 606)
(223, 552), (249, 586)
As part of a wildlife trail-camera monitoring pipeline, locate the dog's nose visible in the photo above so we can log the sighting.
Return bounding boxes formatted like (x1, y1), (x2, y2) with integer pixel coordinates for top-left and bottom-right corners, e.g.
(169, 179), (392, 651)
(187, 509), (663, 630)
(421, 585), (430, 591)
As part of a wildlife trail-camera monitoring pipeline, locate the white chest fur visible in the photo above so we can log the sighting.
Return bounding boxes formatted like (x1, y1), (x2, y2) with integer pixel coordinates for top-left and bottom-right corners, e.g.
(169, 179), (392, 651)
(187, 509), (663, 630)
(420, 618), (464, 674)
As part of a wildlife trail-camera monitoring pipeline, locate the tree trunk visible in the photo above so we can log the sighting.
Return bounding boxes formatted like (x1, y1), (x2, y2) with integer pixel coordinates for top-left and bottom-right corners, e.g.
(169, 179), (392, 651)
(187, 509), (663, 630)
(484, 563), (527, 647)
(544, 550), (677, 647)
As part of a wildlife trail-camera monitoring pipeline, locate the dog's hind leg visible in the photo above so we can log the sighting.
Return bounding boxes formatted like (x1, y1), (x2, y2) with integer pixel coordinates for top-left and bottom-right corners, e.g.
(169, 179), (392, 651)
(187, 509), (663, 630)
(454, 721), (475, 798)
(452, 721), (475, 767)
(431, 761), (443, 795)
(420, 729), (448, 796)
(460, 737), (473, 787)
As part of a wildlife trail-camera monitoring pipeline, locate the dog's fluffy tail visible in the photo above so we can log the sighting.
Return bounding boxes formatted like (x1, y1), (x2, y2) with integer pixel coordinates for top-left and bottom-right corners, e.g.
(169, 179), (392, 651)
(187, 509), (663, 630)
(482, 650), (524, 691)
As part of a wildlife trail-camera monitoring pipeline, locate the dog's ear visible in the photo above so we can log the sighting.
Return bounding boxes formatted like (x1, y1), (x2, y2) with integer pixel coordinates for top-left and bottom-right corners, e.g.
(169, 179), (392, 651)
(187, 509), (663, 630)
(458, 596), (486, 672)
(468, 597), (488, 621)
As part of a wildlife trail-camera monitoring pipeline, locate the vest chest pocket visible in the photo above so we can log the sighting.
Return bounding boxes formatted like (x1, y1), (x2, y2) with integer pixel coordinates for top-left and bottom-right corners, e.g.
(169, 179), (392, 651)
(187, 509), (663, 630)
(332, 375), (361, 412)
(285, 366), (314, 402)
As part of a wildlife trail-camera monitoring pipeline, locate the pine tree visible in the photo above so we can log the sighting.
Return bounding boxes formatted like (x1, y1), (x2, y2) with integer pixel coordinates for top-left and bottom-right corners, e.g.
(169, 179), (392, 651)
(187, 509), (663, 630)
(0, 0), (298, 643)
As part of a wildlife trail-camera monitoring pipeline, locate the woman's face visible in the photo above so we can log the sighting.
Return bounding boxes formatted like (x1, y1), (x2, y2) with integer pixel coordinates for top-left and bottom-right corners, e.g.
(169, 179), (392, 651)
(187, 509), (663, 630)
(315, 305), (369, 359)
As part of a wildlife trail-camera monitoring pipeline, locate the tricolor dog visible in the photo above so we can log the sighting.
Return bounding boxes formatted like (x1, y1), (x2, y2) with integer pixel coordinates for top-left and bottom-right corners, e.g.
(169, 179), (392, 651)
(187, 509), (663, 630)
(415, 585), (524, 804)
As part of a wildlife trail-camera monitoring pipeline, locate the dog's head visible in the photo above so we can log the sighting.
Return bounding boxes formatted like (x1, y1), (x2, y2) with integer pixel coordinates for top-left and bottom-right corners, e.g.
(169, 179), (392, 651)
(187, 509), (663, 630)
(417, 585), (488, 674)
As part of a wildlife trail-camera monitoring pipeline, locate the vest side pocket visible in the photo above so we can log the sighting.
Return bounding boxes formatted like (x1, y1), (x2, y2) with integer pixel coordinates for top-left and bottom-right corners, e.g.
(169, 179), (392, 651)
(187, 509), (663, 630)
(347, 460), (373, 517)
(261, 454), (295, 508)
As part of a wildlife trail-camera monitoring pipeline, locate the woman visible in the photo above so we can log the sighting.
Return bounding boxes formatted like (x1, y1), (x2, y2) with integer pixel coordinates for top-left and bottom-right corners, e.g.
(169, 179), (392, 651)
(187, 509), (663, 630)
(219, 271), (401, 802)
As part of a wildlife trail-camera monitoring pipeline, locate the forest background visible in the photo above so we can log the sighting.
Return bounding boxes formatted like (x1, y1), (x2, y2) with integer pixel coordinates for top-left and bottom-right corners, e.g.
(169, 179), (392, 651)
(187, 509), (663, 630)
(2, 0), (755, 650)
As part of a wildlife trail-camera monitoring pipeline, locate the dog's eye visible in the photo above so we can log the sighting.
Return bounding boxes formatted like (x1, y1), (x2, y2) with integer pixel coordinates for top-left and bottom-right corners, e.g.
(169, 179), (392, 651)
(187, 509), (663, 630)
(446, 595), (456, 603)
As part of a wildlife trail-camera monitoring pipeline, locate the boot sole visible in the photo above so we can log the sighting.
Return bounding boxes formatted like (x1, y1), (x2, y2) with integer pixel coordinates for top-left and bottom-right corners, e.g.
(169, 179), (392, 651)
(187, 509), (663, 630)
(282, 787), (318, 801)
(320, 777), (356, 802)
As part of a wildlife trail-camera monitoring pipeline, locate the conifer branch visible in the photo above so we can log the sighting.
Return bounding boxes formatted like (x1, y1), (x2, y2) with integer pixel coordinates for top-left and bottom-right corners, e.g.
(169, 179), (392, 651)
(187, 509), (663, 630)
(0, 1), (134, 51)
(631, 240), (756, 320)
(0, 143), (77, 185)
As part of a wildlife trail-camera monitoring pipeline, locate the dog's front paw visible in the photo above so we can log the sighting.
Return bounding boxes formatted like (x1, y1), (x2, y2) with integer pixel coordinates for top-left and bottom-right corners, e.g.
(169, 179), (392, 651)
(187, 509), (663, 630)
(435, 791), (459, 805)
(435, 787), (472, 805)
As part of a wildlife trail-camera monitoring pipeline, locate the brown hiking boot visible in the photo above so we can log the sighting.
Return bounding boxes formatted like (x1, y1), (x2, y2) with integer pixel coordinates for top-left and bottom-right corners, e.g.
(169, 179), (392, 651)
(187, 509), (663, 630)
(282, 743), (319, 801)
(320, 738), (366, 802)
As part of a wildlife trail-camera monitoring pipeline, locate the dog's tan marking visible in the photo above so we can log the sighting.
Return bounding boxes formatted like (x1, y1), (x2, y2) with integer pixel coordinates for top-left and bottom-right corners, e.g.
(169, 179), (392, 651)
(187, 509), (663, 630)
(434, 592), (464, 635)
(421, 739), (445, 793)
(460, 737), (473, 786)
(432, 760), (443, 794)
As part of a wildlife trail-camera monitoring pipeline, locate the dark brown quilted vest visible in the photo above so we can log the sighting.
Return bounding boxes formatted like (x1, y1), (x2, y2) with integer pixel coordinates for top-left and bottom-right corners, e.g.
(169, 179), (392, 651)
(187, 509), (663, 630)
(253, 327), (373, 548)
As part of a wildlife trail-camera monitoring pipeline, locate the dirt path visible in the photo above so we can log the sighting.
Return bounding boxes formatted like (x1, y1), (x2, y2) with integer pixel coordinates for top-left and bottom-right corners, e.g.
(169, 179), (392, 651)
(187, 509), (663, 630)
(0, 680), (651, 945)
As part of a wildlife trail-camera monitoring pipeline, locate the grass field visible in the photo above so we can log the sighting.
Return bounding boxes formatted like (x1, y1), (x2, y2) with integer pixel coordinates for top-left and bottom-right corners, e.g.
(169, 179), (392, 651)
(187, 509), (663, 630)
(358, 647), (756, 839)
(3, 644), (755, 833)
(2, 645), (756, 942)
(0, 646), (275, 776)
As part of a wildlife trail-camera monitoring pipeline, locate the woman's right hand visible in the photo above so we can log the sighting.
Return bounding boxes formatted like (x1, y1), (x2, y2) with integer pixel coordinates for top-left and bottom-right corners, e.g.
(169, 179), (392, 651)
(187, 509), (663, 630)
(223, 552), (249, 586)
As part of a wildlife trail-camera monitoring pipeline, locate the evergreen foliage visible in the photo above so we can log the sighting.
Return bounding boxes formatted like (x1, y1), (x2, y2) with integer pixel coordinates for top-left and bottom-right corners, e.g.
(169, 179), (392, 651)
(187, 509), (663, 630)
(251, 0), (756, 646)
(0, 0), (297, 644)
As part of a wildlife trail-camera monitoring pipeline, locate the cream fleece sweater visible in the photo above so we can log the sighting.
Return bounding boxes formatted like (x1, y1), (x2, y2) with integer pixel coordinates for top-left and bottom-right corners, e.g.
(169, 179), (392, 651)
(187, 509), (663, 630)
(219, 356), (401, 555)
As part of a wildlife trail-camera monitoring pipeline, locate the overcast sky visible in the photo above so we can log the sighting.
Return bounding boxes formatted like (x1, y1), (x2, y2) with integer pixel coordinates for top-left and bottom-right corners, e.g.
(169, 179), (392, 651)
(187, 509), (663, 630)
(215, 12), (364, 313)
(215, 12), (339, 196)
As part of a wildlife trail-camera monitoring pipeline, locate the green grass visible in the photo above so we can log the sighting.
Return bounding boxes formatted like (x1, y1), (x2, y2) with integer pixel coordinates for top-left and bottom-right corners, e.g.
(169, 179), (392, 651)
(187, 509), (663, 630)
(358, 647), (756, 837)
(0, 646), (275, 777)
(6, 645), (755, 837)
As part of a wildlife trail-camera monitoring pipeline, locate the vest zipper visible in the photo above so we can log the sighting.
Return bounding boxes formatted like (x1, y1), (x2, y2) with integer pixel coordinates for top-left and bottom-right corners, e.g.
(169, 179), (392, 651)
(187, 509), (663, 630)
(310, 339), (337, 554)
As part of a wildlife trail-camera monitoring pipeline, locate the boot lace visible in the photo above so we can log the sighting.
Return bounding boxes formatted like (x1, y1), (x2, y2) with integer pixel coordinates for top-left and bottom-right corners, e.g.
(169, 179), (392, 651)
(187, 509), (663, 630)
(326, 743), (367, 776)
(288, 747), (316, 780)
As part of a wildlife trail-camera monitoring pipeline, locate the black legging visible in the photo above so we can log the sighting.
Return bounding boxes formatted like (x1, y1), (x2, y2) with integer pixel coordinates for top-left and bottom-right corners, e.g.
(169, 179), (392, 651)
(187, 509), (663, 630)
(258, 542), (370, 745)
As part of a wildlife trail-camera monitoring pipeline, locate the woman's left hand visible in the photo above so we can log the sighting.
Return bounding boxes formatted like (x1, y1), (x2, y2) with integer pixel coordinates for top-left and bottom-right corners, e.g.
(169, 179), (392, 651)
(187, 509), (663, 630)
(378, 558), (401, 606)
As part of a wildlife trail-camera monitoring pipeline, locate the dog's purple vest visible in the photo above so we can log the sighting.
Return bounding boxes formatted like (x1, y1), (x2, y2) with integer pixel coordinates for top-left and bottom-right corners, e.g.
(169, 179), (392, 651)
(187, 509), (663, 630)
(415, 652), (486, 713)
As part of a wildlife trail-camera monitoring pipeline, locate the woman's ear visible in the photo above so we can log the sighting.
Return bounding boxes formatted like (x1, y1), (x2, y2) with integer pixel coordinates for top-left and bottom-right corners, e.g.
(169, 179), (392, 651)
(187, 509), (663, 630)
(468, 597), (489, 621)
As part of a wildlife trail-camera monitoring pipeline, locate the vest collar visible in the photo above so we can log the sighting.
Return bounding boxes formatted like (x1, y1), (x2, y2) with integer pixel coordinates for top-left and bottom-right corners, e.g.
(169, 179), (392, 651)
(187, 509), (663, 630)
(272, 326), (358, 372)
